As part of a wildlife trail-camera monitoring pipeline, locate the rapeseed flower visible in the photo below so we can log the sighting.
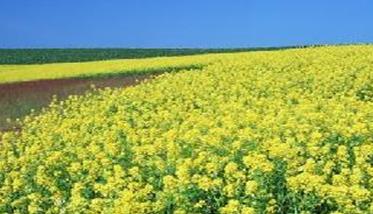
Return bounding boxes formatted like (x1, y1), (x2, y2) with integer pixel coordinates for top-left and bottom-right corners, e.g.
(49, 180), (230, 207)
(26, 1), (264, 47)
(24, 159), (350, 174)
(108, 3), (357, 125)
(1, 45), (373, 213)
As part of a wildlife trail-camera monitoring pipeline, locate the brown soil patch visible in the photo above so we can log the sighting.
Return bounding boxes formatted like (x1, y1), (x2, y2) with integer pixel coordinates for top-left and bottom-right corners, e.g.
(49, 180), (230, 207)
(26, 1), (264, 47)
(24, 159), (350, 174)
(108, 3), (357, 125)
(0, 74), (156, 131)
(0, 74), (152, 97)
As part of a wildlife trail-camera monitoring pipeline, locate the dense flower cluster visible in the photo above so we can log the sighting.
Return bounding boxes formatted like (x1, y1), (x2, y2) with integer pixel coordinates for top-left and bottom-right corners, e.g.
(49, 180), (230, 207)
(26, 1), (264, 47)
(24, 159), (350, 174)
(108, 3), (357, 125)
(1, 45), (373, 213)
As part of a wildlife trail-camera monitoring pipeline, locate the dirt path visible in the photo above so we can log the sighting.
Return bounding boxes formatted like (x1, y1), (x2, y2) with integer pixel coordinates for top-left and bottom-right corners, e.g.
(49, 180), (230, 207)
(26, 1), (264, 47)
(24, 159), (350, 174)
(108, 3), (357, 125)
(0, 74), (156, 131)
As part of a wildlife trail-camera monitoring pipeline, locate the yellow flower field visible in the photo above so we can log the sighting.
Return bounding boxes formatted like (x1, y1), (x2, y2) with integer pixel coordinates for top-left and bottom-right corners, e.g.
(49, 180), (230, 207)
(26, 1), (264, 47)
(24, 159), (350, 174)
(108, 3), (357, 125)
(1, 45), (373, 213)
(0, 54), (220, 84)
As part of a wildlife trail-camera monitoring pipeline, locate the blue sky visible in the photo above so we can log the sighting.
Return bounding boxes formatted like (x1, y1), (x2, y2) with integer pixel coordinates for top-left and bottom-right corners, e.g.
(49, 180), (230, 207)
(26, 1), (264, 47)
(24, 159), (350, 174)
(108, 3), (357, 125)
(1, 0), (372, 48)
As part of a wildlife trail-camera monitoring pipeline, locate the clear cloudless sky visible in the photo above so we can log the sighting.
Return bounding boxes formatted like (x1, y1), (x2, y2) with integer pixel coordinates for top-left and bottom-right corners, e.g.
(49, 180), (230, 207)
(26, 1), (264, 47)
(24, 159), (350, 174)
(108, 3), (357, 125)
(0, 0), (372, 48)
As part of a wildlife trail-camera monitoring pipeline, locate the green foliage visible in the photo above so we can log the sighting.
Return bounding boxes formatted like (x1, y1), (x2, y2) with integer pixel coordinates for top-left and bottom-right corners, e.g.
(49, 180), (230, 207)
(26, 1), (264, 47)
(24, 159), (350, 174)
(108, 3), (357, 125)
(0, 47), (299, 65)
